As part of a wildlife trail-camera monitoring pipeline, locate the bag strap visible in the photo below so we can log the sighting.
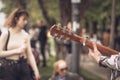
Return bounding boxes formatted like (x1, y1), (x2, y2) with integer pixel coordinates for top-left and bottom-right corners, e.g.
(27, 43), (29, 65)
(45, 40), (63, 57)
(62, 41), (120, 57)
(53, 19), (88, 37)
(0, 30), (1, 35)
(4, 30), (10, 50)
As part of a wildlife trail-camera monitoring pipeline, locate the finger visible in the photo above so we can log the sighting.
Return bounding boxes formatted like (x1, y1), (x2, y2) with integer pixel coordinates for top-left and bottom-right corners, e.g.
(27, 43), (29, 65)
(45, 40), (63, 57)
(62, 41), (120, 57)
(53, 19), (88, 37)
(88, 48), (94, 56)
(35, 77), (39, 80)
(34, 77), (37, 80)
(92, 42), (98, 51)
(88, 48), (92, 52)
(88, 48), (93, 53)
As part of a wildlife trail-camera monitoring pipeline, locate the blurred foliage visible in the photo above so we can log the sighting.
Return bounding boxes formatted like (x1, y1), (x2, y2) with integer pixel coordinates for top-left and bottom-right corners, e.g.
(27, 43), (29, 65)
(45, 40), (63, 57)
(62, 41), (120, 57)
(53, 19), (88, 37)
(1, 0), (60, 25)
(85, 0), (120, 24)
(1, 0), (21, 15)
(28, 0), (60, 24)
(1, 0), (120, 30)
(39, 55), (55, 80)
(27, 0), (43, 24)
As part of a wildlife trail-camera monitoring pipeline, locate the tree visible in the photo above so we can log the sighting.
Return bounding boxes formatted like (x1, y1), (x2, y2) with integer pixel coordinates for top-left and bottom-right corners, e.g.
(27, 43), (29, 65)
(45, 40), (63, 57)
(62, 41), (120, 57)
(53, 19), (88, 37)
(79, 0), (90, 20)
(1, 0), (60, 26)
(37, 0), (60, 27)
(110, 0), (116, 48)
(38, 0), (55, 26)
(59, 0), (71, 26)
(1, 0), (29, 14)
(84, 0), (120, 32)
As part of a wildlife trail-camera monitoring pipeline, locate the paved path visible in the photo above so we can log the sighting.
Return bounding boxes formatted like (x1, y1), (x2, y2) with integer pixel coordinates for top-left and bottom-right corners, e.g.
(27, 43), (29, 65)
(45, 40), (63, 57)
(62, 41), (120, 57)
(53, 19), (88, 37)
(80, 54), (110, 80)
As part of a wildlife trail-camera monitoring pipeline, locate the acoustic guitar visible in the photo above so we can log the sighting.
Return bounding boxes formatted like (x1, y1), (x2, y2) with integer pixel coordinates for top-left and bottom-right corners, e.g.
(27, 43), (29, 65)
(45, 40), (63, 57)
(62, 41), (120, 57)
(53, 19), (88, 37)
(49, 25), (119, 56)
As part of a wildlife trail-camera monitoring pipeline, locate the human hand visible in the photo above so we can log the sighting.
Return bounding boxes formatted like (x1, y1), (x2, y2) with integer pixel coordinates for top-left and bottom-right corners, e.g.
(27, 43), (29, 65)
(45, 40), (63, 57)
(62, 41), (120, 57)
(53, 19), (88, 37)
(89, 42), (101, 56)
(34, 71), (41, 80)
(88, 42), (102, 62)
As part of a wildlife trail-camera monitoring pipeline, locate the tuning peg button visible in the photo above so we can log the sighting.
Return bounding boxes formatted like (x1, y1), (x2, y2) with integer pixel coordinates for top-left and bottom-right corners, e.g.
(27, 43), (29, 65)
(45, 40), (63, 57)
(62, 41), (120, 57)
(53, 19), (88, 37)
(59, 35), (63, 39)
(53, 33), (58, 37)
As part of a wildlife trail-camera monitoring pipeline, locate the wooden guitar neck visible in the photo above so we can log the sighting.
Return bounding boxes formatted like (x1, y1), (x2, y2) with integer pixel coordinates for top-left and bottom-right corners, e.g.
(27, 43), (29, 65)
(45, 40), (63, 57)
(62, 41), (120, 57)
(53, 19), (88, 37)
(72, 33), (118, 56)
(50, 25), (119, 56)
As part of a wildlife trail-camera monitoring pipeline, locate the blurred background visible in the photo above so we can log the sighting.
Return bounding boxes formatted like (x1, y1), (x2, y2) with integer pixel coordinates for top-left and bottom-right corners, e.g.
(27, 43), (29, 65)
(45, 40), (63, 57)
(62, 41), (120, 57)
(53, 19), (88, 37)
(0, 0), (120, 80)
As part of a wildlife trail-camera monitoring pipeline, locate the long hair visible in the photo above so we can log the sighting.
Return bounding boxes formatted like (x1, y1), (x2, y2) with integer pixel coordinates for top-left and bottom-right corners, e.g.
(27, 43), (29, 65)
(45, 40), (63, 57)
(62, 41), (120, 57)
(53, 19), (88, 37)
(4, 8), (29, 27)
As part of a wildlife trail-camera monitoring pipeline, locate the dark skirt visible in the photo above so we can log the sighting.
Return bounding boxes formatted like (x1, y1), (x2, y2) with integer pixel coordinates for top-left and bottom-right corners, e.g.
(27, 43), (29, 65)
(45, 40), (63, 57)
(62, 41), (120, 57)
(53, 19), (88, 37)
(0, 57), (34, 80)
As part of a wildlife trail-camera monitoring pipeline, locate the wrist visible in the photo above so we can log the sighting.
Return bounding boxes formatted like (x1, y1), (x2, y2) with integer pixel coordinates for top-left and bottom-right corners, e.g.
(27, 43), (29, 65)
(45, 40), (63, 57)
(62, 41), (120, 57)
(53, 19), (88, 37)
(35, 70), (39, 74)
(98, 56), (107, 68)
(15, 48), (20, 54)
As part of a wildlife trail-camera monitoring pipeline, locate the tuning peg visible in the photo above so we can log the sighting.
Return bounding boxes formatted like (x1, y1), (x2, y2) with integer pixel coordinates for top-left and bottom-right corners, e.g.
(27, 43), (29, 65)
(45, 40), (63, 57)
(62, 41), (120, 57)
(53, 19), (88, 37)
(66, 37), (70, 41)
(55, 37), (61, 41)
(83, 35), (89, 46)
(57, 23), (61, 27)
(53, 33), (58, 37)
(63, 37), (70, 43)
(56, 27), (61, 31)
(59, 35), (64, 39)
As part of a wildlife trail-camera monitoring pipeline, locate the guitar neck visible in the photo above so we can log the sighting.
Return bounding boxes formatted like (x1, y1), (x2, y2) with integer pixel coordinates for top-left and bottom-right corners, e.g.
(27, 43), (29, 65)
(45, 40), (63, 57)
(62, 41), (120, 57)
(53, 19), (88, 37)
(71, 33), (119, 56)
(49, 25), (119, 56)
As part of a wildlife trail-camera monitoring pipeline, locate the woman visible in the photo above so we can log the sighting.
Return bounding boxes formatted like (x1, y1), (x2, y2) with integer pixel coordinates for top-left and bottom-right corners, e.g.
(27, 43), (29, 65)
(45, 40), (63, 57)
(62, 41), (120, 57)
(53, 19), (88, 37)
(0, 8), (40, 80)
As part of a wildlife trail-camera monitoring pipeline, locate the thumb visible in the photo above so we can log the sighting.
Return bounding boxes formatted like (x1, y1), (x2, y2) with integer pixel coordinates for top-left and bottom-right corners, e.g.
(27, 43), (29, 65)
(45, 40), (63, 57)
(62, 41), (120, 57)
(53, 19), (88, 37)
(88, 48), (92, 53)
(92, 42), (98, 52)
(88, 48), (94, 55)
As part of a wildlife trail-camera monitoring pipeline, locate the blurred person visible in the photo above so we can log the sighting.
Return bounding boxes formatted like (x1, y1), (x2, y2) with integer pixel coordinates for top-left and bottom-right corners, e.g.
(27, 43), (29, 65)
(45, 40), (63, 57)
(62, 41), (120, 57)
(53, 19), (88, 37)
(49, 60), (81, 80)
(103, 29), (110, 47)
(90, 33), (101, 44)
(80, 27), (89, 62)
(29, 27), (38, 49)
(115, 36), (120, 51)
(54, 37), (65, 60)
(65, 22), (72, 54)
(89, 42), (120, 80)
(81, 28), (87, 37)
(0, 8), (40, 80)
(29, 27), (40, 66)
(37, 20), (48, 67)
(46, 30), (53, 56)
(64, 21), (72, 71)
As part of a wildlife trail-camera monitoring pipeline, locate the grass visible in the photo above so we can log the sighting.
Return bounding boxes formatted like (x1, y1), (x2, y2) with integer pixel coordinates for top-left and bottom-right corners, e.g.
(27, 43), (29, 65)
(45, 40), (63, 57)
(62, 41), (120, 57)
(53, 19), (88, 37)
(39, 55), (55, 80)
(39, 56), (104, 80)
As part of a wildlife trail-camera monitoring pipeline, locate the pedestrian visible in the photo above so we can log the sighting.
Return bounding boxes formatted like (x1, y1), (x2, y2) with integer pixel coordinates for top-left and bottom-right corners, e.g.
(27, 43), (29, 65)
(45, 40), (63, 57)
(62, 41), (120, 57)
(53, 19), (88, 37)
(0, 8), (40, 80)
(29, 27), (40, 66)
(37, 20), (48, 67)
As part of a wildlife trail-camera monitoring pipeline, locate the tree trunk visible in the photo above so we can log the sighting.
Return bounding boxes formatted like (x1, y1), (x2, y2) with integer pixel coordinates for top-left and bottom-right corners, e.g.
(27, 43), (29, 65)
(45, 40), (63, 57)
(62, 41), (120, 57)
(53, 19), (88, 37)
(110, 0), (116, 48)
(59, 0), (72, 27)
(80, 0), (90, 20)
(38, 0), (56, 26)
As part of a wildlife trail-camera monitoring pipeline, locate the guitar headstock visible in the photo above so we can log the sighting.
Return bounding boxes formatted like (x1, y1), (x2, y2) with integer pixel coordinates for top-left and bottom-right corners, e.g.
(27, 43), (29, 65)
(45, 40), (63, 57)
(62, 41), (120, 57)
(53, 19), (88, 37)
(50, 25), (73, 41)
